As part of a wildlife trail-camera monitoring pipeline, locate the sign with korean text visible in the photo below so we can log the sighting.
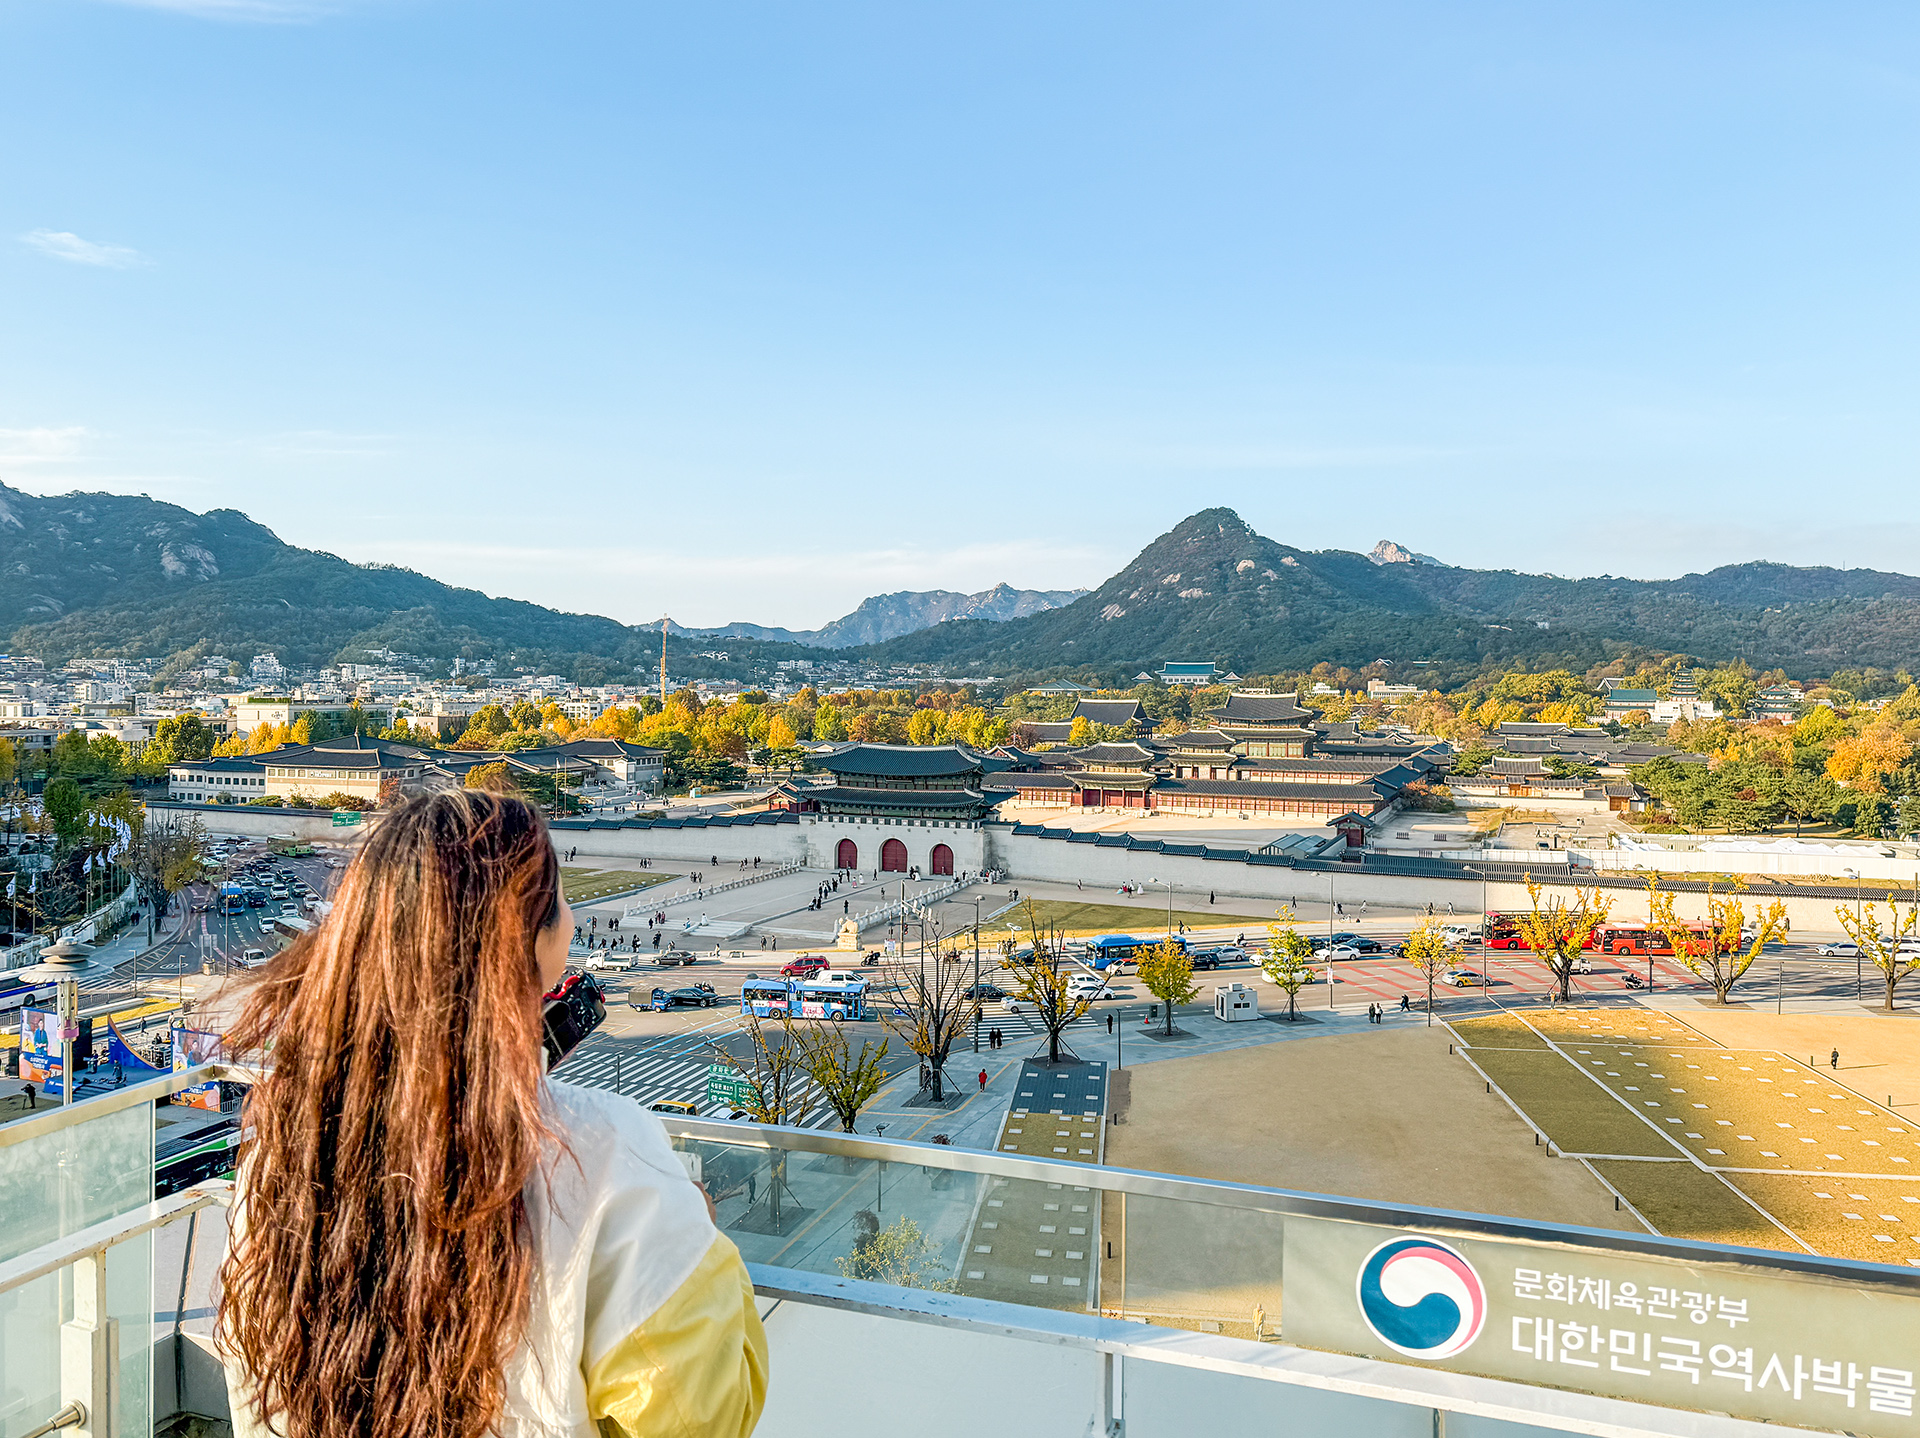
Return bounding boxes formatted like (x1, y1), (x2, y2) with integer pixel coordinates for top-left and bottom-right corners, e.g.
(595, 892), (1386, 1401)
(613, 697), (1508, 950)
(18, 1007), (63, 1096)
(172, 1025), (225, 1111)
(706, 1064), (756, 1111)
(331, 810), (363, 827)
(1285, 1216), (1919, 1437)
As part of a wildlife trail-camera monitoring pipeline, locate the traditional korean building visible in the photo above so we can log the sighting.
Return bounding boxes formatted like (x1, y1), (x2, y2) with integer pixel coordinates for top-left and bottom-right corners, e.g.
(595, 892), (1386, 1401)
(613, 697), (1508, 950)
(1202, 691), (1318, 756)
(801, 744), (1006, 875)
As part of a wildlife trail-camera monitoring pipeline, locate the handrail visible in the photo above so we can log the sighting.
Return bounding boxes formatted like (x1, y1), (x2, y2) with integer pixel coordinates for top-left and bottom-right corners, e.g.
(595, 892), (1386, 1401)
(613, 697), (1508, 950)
(747, 1264), (1783, 1438)
(0, 1061), (262, 1153)
(658, 862), (805, 909)
(0, 1181), (232, 1300)
(661, 1114), (1920, 1292)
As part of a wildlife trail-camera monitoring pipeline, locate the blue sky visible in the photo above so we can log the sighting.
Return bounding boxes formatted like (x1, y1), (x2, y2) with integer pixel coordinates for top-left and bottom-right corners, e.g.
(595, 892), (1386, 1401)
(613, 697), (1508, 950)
(5, 2), (1919, 629)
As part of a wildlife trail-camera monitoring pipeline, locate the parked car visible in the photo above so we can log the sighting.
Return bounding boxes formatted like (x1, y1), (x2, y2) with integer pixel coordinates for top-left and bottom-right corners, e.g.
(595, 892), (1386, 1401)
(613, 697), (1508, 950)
(781, 956), (830, 979)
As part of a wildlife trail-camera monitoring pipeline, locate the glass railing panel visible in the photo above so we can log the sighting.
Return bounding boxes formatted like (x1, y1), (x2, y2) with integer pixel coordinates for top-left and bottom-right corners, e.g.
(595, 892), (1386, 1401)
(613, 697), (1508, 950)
(0, 1102), (155, 1438)
(670, 1129), (1287, 1325)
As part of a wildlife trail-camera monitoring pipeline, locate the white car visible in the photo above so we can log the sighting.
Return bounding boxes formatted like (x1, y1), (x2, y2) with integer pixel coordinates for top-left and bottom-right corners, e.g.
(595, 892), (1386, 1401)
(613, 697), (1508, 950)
(1066, 978), (1116, 1002)
(1817, 942), (1860, 958)
(1443, 969), (1484, 987)
(1321, 944), (1364, 962)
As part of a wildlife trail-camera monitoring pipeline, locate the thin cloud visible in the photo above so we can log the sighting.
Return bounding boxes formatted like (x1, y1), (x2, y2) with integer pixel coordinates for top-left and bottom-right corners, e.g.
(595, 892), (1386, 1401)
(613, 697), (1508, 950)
(0, 427), (90, 473)
(20, 230), (149, 269)
(91, 0), (332, 17)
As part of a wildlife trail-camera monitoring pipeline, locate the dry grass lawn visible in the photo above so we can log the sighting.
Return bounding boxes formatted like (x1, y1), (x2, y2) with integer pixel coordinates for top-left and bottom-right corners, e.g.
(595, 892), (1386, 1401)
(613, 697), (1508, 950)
(1105, 1026), (1638, 1231)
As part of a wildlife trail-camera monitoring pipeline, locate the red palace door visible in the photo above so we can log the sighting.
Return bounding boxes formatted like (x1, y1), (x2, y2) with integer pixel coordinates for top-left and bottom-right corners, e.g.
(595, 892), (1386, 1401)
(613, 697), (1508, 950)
(880, 838), (909, 872)
(930, 843), (953, 876)
(836, 838), (858, 869)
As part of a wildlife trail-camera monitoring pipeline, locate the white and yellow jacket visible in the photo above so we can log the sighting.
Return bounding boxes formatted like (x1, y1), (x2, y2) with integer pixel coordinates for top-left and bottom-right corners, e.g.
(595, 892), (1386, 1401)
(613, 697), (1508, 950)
(226, 1080), (768, 1438)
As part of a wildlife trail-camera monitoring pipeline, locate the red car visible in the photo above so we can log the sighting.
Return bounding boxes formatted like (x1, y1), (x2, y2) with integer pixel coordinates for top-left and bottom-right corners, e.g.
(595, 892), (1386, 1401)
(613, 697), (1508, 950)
(781, 955), (829, 979)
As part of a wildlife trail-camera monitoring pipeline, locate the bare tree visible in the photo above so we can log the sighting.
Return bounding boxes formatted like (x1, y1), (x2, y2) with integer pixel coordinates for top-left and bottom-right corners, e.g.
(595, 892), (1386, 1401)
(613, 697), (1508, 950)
(877, 947), (979, 1101)
(1002, 900), (1090, 1065)
(709, 1016), (817, 1231)
(123, 814), (208, 926)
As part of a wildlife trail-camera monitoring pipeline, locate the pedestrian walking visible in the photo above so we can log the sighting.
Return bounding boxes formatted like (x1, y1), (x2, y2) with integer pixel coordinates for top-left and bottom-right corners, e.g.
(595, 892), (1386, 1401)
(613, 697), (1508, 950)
(746, 1173), (757, 1205)
(1107, 1013), (1115, 1034)
(1399, 994), (1410, 1012)
(1831, 1048), (1840, 1070)
(978, 1069), (988, 1093)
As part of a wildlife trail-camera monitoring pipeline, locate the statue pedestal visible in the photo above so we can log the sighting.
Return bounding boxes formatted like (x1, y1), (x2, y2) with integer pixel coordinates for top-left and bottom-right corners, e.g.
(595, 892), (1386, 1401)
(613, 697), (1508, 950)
(835, 917), (861, 951)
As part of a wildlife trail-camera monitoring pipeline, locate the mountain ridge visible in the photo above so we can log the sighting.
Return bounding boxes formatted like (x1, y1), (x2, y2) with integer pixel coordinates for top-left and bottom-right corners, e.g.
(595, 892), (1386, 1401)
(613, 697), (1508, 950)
(1, 488), (1916, 683)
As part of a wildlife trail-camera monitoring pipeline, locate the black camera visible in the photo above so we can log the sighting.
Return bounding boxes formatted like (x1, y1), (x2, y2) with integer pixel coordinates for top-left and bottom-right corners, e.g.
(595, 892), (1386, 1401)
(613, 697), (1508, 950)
(541, 972), (607, 1070)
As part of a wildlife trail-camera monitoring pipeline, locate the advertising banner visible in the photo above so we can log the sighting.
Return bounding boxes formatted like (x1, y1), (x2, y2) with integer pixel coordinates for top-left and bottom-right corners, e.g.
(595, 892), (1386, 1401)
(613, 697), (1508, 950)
(18, 1007), (62, 1095)
(1284, 1215), (1919, 1437)
(172, 1026), (224, 1111)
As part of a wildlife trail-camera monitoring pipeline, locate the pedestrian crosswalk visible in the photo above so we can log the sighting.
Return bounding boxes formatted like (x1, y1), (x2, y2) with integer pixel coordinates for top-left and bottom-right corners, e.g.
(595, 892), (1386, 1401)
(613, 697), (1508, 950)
(552, 1029), (842, 1128)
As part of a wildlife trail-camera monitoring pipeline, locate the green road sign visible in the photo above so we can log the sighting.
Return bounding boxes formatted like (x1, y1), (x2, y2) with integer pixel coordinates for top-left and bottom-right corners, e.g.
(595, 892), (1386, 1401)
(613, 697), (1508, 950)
(706, 1063), (756, 1110)
(331, 811), (363, 826)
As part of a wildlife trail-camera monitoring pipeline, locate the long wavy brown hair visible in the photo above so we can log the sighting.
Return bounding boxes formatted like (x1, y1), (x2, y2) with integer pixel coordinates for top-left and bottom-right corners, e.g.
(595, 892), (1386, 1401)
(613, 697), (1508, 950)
(218, 789), (563, 1438)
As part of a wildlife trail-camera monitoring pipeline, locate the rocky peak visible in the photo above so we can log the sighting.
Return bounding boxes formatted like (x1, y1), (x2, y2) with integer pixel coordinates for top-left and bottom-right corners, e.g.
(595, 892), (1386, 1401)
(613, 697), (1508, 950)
(1369, 540), (1440, 566)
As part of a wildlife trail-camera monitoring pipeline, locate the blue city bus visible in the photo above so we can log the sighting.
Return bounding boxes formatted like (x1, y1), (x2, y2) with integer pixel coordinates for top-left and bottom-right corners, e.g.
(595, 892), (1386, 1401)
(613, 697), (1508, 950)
(1086, 933), (1187, 972)
(218, 883), (247, 916)
(740, 977), (869, 1021)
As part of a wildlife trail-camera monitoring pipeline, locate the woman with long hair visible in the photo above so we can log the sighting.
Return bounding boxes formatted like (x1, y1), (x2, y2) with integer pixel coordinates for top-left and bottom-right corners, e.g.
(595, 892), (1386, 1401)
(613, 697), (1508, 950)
(218, 790), (767, 1438)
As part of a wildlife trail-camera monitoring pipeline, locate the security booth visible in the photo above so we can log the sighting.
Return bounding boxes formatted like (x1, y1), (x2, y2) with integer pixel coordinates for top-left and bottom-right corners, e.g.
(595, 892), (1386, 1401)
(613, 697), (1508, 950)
(1213, 982), (1259, 1022)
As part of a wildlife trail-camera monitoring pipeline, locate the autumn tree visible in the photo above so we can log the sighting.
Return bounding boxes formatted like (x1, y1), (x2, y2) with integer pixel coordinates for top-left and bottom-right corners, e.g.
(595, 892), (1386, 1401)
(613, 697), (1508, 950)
(710, 1016), (816, 1230)
(1646, 878), (1789, 1004)
(464, 761), (517, 793)
(1137, 936), (1198, 1036)
(790, 1024), (891, 1132)
(1834, 900), (1920, 1013)
(1260, 907), (1317, 1020)
(835, 1215), (957, 1291)
(122, 813), (208, 922)
(1400, 919), (1453, 1023)
(1512, 875), (1611, 1002)
(1002, 902), (1091, 1064)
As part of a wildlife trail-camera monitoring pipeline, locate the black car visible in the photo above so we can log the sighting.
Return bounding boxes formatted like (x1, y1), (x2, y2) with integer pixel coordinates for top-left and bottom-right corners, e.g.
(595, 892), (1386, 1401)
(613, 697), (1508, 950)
(1188, 948), (1233, 970)
(658, 985), (721, 1008)
(963, 982), (1006, 1001)
(1309, 932), (1359, 951)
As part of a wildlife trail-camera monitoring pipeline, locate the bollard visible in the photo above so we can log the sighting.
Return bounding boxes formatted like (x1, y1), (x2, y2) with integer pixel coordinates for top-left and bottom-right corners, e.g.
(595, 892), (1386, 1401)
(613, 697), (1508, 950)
(1615, 1196), (1621, 1211)
(1535, 1133), (1540, 1146)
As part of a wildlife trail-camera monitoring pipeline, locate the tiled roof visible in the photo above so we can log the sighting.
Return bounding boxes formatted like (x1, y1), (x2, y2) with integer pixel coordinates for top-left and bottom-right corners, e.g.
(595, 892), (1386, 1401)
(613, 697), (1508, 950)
(1157, 778), (1386, 802)
(1071, 699), (1143, 726)
(1208, 693), (1310, 723)
(815, 744), (982, 779)
(809, 785), (1004, 811)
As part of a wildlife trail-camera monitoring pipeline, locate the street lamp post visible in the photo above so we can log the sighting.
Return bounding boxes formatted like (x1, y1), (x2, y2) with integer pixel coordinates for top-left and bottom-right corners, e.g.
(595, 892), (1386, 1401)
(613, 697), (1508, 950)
(1327, 873), (1336, 1009)
(971, 897), (982, 1053)
(1844, 868), (1862, 1000)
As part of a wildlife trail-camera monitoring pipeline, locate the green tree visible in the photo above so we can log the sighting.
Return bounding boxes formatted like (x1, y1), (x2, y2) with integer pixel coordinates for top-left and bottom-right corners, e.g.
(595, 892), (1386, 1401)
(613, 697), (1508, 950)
(508, 700), (542, 730)
(814, 703), (848, 742)
(1399, 919), (1453, 1023)
(1138, 937), (1199, 1036)
(463, 761), (517, 793)
(836, 1215), (957, 1292)
(53, 730), (99, 777)
(1259, 909), (1317, 1020)
(42, 776), (89, 848)
(148, 713), (218, 765)
(0, 736), (15, 788)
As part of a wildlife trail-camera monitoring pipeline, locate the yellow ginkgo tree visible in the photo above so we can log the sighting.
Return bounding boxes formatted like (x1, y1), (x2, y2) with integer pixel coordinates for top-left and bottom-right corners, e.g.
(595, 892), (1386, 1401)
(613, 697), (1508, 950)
(1645, 877), (1789, 1005)
(1513, 875), (1611, 1002)
(1834, 899), (1920, 1013)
